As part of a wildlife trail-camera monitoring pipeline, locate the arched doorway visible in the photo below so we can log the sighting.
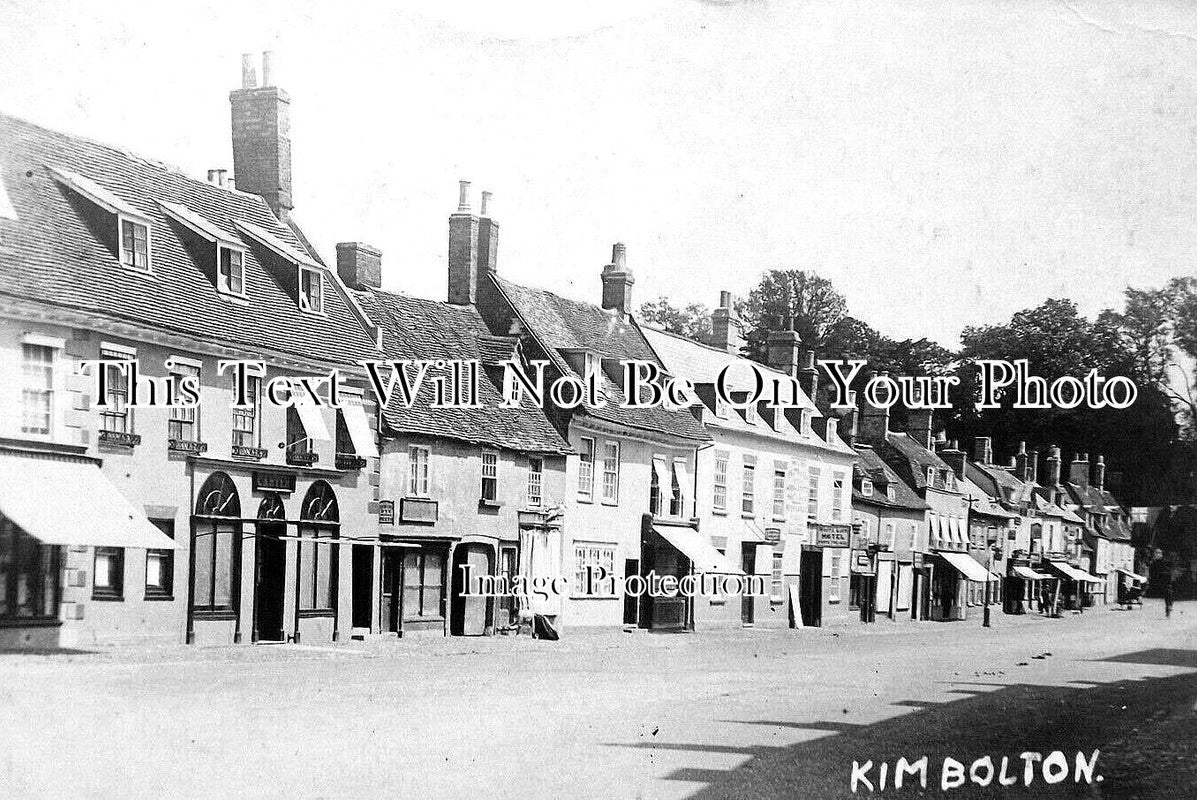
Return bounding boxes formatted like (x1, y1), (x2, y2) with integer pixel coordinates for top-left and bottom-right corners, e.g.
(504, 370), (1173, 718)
(450, 542), (494, 636)
(190, 472), (242, 644)
(296, 481), (339, 643)
(253, 493), (287, 642)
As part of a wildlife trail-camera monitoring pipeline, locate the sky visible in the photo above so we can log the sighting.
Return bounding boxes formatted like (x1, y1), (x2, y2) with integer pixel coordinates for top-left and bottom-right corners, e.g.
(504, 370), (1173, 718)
(2, 0), (1196, 347)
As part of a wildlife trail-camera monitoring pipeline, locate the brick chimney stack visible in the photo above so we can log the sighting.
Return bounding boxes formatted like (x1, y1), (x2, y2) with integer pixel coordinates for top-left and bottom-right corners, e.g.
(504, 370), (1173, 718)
(798, 350), (818, 401)
(906, 407), (934, 451)
(1068, 452), (1090, 487)
(1046, 445), (1062, 487)
(476, 190), (499, 277)
(973, 436), (992, 465)
(600, 243), (635, 315)
(940, 440), (967, 480)
(1028, 448), (1039, 485)
(840, 393), (859, 447)
(765, 327), (800, 377)
(1093, 454), (1106, 491)
(856, 374), (890, 445)
(335, 243), (382, 290)
(448, 181), (480, 305)
(707, 291), (745, 354)
(230, 52), (292, 221)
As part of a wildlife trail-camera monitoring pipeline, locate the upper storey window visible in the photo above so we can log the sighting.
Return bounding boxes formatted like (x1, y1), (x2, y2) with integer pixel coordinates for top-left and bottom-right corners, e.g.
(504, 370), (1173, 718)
(51, 167), (153, 274)
(299, 267), (324, 313)
(120, 219), (150, 271)
(218, 246), (244, 295)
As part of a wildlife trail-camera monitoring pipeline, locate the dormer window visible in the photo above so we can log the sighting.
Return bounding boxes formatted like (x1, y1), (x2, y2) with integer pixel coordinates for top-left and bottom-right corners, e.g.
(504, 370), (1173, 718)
(800, 408), (813, 435)
(120, 218), (150, 271)
(583, 351), (601, 380)
(218, 246), (245, 295)
(886, 484), (895, 500)
(299, 268), (324, 313)
(744, 402), (758, 425)
(861, 479), (873, 497)
(713, 394), (728, 418)
(926, 466), (935, 485)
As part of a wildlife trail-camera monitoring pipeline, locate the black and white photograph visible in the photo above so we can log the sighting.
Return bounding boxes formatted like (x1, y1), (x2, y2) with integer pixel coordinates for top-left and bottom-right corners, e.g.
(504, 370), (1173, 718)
(1, 1), (1196, 797)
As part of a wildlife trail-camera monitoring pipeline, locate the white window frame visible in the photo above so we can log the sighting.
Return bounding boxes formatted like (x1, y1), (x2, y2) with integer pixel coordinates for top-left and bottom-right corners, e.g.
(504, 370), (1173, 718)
(217, 244), (247, 297)
(713, 452), (729, 512)
(99, 344), (135, 435)
(408, 445), (431, 497)
(829, 554), (842, 602)
(741, 463), (756, 517)
(118, 215), (152, 273)
(577, 437), (595, 501)
(807, 467), (821, 519)
(601, 441), (620, 505)
(20, 341), (58, 438)
(527, 456), (543, 507)
(926, 466), (936, 486)
(772, 468), (786, 521)
(832, 472), (846, 521)
(481, 449), (499, 502)
(572, 542), (616, 598)
(861, 478), (873, 498)
(298, 266), (325, 314)
(167, 356), (202, 443)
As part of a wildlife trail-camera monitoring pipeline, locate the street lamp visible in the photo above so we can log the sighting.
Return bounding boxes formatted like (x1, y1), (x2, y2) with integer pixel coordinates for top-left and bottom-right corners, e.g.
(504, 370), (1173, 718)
(964, 495), (992, 628)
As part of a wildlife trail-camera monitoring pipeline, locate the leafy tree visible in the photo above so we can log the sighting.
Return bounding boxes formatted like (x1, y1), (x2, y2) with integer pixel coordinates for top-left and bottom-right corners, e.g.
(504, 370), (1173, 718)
(638, 297), (712, 341)
(738, 270), (848, 361)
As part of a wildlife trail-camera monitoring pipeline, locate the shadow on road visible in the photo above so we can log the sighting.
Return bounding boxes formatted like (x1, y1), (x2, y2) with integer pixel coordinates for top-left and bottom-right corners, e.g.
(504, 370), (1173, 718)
(606, 648), (1197, 799)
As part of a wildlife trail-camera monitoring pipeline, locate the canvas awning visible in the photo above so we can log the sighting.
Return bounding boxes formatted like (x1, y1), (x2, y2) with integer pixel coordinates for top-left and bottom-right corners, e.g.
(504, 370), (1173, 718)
(0, 451), (176, 549)
(652, 457), (670, 488)
(340, 400), (379, 459)
(949, 516), (965, 545)
(293, 401), (331, 442)
(652, 526), (743, 574)
(1115, 567), (1148, 583)
(1046, 561), (1105, 584)
(1012, 565), (1052, 580)
(937, 551), (997, 582)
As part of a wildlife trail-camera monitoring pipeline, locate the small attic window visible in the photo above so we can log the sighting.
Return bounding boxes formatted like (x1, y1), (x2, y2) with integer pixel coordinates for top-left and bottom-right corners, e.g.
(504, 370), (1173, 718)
(299, 267), (324, 313)
(218, 245), (245, 295)
(926, 466), (935, 485)
(119, 218), (150, 271)
(861, 479), (873, 497)
(886, 483), (895, 500)
(800, 408), (813, 435)
(583, 351), (601, 380)
(713, 394), (728, 418)
(744, 402), (758, 425)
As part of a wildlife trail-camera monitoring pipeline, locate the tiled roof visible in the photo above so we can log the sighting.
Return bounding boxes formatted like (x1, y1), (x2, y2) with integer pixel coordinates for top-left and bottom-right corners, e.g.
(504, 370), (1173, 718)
(0, 113), (379, 366)
(358, 289), (570, 454)
(967, 461), (1034, 508)
(490, 276), (710, 442)
(1031, 489), (1087, 525)
(958, 475), (1017, 520)
(873, 432), (959, 494)
(852, 445), (928, 511)
(642, 326), (852, 454)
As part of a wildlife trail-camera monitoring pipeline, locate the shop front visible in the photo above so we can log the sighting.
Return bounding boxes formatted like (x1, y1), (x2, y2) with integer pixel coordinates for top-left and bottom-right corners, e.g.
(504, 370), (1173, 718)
(1004, 559), (1052, 615)
(932, 551), (995, 621)
(640, 517), (743, 631)
(849, 547), (877, 623)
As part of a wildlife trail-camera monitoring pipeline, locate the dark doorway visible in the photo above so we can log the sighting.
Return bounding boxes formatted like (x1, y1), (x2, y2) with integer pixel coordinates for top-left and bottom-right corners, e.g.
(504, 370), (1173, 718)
(450, 544), (492, 636)
(352, 545), (373, 630)
(623, 559), (640, 626)
(381, 550), (402, 634)
(799, 549), (823, 627)
(254, 523), (286, 642)
(740, 544), (756, 626)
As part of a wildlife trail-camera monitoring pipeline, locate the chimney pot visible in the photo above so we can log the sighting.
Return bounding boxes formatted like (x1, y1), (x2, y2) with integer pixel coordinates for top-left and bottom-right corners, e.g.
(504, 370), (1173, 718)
(600, 243), (634, 315)
(457, 180), (471, 213)
(480, 190), (492, 217)
(611, 242), (627, 269)
(710, 291), (745, 353)
(261, 51), (275, 87)
(719, 290), (732, 308)
(207, 169), (219, 184)
(240, 54), (258, 89)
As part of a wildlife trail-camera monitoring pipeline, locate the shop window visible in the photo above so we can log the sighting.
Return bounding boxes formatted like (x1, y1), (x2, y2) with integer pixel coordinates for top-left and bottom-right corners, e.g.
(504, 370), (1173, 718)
(577, 437), (595, 500)
(145, 520), (174, 598)
(298, 481), (339, 613)
(481, 450), (498, 502)
(92, 547), (124, 600)
(192, 472), (240, 613)
(713, 452), (728, 511)
(0, 520), (60, 620)
(402, 550), (444, 620)
(20, 343), (55, 436)
(573, 543), (615, 597)
(770, 551), (784, 601)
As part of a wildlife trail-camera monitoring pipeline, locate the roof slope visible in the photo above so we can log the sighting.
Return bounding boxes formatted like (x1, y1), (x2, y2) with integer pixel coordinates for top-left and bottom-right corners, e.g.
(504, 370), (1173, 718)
(491, 276), (709, 442)
(852, 445), (928, 511)
(359, 289), (570, 454)
(874, 432), (959, 495)
(0, 113), (378, 365)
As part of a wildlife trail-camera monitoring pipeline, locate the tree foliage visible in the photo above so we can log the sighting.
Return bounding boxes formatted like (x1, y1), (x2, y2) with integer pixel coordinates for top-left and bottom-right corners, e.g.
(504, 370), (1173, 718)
(638, 296), (712, 341)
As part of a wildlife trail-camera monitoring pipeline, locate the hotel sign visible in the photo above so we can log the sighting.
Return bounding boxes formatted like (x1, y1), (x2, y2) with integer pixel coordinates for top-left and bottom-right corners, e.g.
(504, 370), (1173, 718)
(811, 523), (851, 548)
(378, 500), (395, 525)
(762, 527), (782, 545)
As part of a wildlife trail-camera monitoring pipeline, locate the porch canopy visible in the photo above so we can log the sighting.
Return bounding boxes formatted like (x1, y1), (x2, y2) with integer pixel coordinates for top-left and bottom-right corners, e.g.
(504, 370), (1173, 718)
(1045, 560), (1105, 584)
(937, 551), (997, 582)
(1115, 567), (1148, 583)
(0, 451), (176, 549)
(1012, 565), (1052, 580)
(652, 526), (743, 575)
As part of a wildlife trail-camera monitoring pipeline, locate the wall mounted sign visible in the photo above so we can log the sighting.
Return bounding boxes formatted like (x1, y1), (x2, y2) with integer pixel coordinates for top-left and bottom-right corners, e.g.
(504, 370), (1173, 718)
(252, 471), (296, 494)
(378, 499), (395, 525)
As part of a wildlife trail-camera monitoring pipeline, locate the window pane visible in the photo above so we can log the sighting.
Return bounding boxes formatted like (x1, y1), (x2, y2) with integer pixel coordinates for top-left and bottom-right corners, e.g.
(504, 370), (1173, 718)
(299, 539), (315, 609)
(213, 527), (233, 607)
(315, 541), (331, 608)
(193, 529), (214, 607)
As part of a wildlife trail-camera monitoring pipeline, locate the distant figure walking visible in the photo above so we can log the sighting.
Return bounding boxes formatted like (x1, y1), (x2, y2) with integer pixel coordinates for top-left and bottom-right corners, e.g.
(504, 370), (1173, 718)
(1163, 581), (1175, 618)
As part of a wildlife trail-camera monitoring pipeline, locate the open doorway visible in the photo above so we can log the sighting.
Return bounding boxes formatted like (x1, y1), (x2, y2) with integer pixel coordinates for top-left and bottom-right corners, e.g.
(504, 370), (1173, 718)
(254, 522), (286, 642)
(799, 549), (823, 627)
(351, 545), (373, 631)
(450, 543), (493, 636)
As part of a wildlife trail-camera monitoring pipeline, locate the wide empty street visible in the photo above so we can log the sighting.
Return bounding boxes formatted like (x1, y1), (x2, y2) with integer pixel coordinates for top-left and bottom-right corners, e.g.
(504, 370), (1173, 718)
(2, 603), (1195, 799)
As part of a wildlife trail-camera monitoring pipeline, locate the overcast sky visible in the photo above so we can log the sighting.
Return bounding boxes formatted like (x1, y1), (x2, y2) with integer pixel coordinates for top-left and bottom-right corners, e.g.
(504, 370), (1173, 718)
(2, 0), (1196, 347)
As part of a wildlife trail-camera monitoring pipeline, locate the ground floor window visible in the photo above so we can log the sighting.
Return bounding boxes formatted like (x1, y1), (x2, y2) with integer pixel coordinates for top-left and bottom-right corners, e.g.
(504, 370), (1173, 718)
(770, 551), (784, 601)
(298, 528), (336, 612)
(92, 547), (124, 600)
(0, 519), (60, 620)
(145, 520), (174, 598)
(573, 542), (615, 597)
(403, 550), (444, 621)
(193, 521), (237, 611)
(828, 554), (842, 602)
